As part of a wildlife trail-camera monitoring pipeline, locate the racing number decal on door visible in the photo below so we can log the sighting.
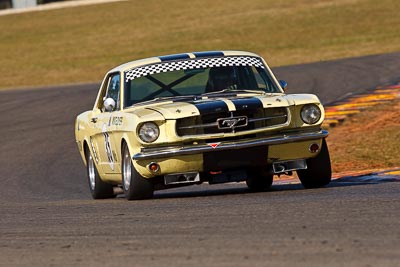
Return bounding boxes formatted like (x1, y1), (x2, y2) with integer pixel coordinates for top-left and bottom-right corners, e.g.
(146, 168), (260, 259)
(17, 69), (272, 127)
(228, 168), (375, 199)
(102, 124), (115, 171)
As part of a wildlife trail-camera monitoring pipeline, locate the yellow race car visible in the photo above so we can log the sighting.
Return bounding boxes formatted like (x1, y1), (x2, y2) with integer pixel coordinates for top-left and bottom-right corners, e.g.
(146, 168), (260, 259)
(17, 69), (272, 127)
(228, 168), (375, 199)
(75, 51), (331, 200)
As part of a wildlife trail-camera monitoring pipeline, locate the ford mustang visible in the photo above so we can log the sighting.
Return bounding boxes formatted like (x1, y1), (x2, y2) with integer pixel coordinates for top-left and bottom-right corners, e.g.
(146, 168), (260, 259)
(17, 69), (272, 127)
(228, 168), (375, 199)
(75, 51), (331, 200)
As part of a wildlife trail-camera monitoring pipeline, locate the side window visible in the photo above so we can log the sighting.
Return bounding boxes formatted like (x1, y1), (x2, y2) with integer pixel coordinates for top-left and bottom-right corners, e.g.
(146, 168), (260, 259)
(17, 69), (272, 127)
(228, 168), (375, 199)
(102, 73), (120, 112)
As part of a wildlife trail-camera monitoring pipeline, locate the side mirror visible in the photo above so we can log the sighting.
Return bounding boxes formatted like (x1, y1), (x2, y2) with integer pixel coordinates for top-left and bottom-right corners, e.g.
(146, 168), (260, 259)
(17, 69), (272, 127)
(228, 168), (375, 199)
(279, 80), (288, 91)
(104, 98), (116, 112)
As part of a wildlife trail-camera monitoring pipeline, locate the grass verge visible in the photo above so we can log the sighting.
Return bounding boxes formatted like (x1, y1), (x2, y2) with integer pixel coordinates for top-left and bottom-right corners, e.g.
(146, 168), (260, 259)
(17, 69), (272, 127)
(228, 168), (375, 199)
(1, 0), (400, 89)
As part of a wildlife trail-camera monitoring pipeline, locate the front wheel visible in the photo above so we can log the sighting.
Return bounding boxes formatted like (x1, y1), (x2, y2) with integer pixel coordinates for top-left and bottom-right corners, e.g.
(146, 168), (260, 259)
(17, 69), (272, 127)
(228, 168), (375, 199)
(122, 143), (154, 200)
(85, 147), (115, 199)
(297, 139), (332, 188)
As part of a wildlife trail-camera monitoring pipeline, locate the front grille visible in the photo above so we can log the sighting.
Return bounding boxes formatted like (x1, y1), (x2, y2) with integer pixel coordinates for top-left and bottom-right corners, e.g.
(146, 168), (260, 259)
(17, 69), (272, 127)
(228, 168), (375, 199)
(176, 107), (288, 136)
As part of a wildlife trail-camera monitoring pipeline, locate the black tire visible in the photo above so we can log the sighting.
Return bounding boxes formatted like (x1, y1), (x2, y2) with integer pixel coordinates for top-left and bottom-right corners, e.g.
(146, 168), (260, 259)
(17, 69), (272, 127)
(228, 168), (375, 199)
(246, 167), (274, 192)
(85, 147), (115, 199)
(297, 139), (332, 189)
(122, 143), (154, 200)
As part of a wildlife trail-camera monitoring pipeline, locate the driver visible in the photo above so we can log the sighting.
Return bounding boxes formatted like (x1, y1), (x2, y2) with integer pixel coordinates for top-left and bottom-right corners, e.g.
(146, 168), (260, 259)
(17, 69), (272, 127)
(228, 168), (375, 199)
(205, 66), (238, 92)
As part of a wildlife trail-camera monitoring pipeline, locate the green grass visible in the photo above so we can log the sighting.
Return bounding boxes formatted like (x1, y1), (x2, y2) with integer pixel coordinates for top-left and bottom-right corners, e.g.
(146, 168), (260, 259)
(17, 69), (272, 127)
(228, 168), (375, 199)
(1, 0), (400, 89)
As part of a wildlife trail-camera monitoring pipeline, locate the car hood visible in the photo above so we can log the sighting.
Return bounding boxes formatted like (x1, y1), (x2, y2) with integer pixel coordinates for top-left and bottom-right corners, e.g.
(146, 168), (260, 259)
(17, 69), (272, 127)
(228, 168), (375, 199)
(142, 94), (309, 120)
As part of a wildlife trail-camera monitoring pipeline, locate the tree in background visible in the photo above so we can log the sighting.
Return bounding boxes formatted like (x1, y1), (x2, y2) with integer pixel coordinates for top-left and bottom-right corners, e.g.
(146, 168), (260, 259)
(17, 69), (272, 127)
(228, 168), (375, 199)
(0, 0), (12, 9)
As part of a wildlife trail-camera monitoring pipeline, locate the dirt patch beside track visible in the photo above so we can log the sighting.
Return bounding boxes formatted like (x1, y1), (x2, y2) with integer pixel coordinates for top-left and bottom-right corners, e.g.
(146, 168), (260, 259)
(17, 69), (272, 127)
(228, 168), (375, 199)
(327, 97), (400, 173)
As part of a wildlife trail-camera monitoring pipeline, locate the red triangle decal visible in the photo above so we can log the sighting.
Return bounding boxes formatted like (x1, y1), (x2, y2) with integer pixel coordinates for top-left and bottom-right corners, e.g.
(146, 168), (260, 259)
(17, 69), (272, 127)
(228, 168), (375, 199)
(209, 143), (220, 149)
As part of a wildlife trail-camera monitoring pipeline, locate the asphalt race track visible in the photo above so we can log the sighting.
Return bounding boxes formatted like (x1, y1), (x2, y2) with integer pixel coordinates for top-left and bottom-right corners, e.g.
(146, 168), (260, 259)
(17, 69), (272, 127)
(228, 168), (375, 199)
(1, 53), (400, 266)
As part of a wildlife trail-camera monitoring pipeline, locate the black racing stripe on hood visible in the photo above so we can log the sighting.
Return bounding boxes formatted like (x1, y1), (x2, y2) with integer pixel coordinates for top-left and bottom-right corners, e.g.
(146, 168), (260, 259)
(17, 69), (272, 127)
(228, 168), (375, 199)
(192, 100), (229, 115)
(231, 97), (263, 111)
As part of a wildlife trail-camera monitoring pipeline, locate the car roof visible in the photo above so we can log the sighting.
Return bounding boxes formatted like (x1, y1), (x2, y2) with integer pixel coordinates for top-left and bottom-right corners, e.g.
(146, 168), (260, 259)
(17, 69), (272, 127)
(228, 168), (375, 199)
(108, 51), (262, 74)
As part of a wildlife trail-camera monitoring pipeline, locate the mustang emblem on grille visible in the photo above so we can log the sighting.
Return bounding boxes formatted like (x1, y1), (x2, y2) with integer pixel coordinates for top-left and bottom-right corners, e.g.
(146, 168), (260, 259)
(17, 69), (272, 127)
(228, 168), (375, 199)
(217, 116), (248, 130)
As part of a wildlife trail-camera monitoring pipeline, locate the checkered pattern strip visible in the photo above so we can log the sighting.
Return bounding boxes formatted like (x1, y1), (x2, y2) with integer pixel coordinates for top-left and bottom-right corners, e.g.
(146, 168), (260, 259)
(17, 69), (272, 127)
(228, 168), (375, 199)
(125, 56), (265, 81)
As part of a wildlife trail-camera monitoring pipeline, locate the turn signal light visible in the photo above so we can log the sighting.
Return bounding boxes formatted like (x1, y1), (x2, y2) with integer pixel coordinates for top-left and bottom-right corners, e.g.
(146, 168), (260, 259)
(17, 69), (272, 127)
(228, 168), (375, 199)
(148, 162), (160, 173)
(309, 143), (320, 153)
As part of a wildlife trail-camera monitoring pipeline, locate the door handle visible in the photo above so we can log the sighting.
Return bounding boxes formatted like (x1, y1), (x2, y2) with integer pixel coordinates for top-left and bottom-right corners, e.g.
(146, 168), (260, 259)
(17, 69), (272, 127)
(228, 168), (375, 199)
(91, 117), (98, 123)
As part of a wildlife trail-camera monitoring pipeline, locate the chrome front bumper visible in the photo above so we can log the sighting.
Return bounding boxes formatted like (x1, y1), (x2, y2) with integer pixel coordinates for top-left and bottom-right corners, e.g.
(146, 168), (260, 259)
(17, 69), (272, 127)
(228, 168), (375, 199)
(133, 130), (329, 160)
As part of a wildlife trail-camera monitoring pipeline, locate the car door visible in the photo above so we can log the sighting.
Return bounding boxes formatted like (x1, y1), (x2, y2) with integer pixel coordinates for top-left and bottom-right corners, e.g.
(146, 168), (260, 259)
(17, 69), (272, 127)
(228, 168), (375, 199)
(89, 72), (122, 174)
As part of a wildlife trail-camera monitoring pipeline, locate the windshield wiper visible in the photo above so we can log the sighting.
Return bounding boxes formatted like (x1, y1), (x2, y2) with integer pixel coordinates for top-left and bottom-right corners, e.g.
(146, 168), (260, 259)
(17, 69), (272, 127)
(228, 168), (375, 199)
(133, 95), (199, 106)
(201, 89), (266, 97)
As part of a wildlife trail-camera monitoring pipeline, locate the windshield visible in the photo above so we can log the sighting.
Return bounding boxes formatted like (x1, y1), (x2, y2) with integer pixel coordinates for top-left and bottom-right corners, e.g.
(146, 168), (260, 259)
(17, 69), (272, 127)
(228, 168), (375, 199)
(124, 56), (281, 107)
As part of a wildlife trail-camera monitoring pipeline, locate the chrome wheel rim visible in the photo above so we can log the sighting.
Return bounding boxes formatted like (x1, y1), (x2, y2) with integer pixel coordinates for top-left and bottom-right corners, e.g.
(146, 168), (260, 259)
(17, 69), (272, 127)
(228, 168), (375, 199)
(123, 148), (132, 191)
(88, 153), (96, 190)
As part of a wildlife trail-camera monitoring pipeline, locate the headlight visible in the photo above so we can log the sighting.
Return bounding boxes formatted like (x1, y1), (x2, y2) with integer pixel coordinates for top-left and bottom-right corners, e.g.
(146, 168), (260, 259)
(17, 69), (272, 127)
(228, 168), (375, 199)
(138, 122), (159, 143)
(300, 104), (321, 124)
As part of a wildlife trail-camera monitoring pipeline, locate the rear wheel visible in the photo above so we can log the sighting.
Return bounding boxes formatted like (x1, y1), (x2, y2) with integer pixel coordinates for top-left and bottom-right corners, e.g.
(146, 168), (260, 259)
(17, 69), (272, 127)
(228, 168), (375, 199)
(246, 167), (273, 192)
(122, 143), (154, 200)
(297, 139), (332, 188)
(85, 147), (115, 199)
